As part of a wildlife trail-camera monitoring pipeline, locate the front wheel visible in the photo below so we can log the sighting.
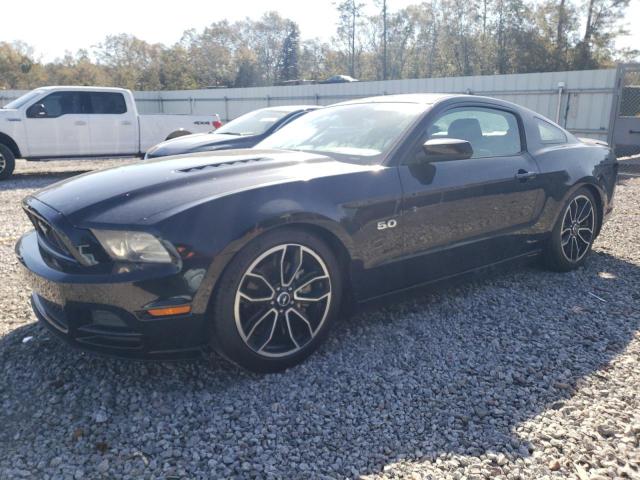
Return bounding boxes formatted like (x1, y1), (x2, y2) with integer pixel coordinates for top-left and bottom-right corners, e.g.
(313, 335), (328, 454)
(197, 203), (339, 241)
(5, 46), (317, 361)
(544, 188), (598, 271)
(209, 228), (342, 373)
(0, 144), (16, 180)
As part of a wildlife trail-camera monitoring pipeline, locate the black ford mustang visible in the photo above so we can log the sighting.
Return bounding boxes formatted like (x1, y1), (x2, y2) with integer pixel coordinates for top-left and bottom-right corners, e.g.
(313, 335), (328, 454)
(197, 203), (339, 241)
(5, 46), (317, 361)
(16, 94), (618, 372)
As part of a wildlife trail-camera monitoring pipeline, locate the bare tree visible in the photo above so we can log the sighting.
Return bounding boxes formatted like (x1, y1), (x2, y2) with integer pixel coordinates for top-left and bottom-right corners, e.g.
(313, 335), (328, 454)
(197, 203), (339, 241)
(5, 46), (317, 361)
(335, 0), (366, 77)
(574, 0), (630, 69)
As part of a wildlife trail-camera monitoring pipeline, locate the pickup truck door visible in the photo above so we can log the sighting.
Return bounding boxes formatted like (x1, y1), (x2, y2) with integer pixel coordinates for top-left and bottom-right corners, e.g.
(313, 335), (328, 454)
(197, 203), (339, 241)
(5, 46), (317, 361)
(85, 91), (138, 155)
(24, 91), (91, 157)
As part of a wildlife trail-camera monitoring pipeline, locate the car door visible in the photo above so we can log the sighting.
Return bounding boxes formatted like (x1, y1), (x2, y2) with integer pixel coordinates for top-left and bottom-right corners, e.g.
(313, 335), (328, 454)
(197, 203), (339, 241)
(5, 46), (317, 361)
(86, 91), (138, 155)
(24, 91), (91, 157)
(397, 104), (544, 287)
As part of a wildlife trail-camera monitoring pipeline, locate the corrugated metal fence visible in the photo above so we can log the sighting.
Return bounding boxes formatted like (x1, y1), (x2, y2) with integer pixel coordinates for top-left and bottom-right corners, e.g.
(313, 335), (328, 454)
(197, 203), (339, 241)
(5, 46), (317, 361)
(0, 68), (619, 142)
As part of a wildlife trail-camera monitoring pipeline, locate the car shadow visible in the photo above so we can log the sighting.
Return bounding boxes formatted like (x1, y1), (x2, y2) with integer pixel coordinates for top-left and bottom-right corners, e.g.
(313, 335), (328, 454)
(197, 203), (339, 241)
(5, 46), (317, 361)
(0, 251), (638, 478)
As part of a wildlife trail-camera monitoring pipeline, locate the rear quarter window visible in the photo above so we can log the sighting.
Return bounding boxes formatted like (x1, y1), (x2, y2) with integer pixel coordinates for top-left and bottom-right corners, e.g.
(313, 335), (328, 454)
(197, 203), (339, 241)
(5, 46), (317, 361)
(536, 118), (567, 144)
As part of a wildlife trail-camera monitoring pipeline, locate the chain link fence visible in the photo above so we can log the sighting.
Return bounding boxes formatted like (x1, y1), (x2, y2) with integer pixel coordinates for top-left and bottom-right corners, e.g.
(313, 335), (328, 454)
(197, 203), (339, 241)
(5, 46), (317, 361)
(620, 86), (640, 117)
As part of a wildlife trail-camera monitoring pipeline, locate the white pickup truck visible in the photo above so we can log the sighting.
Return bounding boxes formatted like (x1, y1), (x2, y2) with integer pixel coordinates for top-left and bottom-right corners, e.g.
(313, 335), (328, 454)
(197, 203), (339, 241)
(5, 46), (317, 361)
(0, 86), (222, 180)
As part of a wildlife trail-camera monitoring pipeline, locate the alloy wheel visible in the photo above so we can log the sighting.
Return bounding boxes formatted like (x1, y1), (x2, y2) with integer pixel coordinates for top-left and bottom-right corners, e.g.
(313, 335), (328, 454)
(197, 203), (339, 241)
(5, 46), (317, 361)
(560, 195), (595, 263)
(0, 153), (5, 174)
(233, 243), (332, 358)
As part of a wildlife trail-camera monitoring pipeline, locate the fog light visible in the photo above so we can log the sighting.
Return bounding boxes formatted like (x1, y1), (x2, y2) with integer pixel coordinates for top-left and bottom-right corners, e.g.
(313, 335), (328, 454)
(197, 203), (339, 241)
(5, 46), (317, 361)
(91, 310), (127, 328)
(146, 305), (191, 317)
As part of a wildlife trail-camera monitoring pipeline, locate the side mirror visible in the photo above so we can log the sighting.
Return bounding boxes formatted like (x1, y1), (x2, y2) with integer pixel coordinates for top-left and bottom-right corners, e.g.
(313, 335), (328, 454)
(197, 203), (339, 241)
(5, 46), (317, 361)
(422, 138), (473, 162)
(28, 103), (47, 118)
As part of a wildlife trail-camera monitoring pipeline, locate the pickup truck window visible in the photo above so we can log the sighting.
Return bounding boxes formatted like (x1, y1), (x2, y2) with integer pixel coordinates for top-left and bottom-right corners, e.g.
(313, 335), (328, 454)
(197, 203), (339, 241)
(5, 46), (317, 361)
(87, 92), (127, 114)
(27, 91), (84, 118)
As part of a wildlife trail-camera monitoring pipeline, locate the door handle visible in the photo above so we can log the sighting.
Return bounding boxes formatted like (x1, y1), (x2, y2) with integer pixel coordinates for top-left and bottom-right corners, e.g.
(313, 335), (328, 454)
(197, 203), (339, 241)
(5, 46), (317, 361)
(121, 121), (132, 126)
(630, 130), (640, 134)
(515, 169), (537, 181)
(74, 121), (87, 126)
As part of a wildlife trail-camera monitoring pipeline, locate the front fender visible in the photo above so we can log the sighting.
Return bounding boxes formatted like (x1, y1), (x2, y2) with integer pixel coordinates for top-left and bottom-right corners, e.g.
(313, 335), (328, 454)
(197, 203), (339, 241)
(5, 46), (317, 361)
(162, 188), (356, 315)
(0, 129), (23, 158)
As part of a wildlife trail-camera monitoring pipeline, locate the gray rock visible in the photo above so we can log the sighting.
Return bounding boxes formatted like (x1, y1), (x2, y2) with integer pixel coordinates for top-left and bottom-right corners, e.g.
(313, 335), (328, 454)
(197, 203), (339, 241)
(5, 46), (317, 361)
(94, 410), (108, 424)
(97, 460), (109, 473)
(1, 158), (640, 480)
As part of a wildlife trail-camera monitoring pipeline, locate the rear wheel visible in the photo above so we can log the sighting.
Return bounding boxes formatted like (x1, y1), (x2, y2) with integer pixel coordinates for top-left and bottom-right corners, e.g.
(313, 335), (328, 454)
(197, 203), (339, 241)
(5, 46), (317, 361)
(0, 144), (16, 180)
(544, 188), (598, 271)
(165, 130), (191, 140)
(210, 228), (342, 373)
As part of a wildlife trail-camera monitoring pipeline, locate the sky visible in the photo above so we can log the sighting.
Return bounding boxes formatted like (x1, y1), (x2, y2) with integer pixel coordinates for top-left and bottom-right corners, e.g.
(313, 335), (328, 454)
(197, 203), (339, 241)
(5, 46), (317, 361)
(3, 0), (639, 63)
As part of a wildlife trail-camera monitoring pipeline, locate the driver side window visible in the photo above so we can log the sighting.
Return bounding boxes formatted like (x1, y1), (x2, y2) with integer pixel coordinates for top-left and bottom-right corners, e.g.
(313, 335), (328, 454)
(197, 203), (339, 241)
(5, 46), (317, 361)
(416, 106), (522, 162)
(27, 92), (84, 118)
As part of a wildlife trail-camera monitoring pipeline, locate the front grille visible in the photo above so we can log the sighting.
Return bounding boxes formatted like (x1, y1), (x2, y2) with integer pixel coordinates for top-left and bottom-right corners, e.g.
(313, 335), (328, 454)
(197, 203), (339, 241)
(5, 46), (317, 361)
(23, 206), (74, 259)
(75, 328), (143, 351)
(76, 310), (143, 351)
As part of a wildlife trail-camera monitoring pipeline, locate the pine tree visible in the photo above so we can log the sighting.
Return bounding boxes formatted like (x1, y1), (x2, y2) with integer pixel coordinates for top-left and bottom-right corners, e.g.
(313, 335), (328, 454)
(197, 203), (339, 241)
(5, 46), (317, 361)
(277, 23), (300, 81)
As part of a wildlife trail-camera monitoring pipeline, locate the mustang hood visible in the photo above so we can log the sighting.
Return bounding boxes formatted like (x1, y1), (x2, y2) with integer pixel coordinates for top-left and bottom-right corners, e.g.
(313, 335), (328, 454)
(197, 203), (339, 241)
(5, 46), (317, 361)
(147, 132), (251, 157)
(30, 149), (372, 226)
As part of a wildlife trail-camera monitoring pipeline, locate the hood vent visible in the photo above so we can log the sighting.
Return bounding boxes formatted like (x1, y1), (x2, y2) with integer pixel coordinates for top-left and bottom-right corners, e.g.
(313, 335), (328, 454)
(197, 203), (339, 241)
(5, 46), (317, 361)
(177, 157), (268, 173)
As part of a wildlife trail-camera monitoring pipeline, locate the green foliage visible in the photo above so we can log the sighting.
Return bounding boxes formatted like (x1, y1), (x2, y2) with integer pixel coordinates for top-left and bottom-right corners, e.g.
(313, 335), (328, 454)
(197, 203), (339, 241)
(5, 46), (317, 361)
(0, 0), (635, 91)
(277, 22), (301, 82)
(0, 42), (46, 89)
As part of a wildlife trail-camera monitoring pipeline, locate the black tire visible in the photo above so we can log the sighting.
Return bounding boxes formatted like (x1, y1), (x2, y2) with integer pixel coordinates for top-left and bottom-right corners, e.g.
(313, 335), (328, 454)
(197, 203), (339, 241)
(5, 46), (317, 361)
(0, 144), (16, 180)
(544, 187), (598, 272)
(165, 130), (191, 140)
(209, 228), (343, 373)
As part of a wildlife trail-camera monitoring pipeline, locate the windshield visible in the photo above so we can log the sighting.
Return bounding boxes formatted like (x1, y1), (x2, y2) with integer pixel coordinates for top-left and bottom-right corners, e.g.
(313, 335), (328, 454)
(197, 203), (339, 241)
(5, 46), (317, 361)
(216, 108), (290, 136)
(256, 102), (426, 164)
(2, 89), (45, 109)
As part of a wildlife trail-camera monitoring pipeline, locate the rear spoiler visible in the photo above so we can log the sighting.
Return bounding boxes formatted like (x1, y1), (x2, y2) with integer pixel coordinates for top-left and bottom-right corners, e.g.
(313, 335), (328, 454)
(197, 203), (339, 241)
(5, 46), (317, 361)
(578, 137), (608, 147)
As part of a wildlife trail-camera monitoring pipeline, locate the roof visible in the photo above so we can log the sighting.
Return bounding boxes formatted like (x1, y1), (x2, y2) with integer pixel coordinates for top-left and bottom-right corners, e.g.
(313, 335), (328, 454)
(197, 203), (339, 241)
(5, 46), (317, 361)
(37, 86), (131, 93)
(337, 93), (461, 106)
(259, 105), (322, 112)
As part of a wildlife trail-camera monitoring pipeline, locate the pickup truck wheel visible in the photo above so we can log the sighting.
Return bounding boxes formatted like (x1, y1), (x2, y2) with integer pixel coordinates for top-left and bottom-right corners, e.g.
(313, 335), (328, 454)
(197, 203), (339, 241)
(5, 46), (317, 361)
(166, 130), (191, 141)
(0, 144), (16, 180)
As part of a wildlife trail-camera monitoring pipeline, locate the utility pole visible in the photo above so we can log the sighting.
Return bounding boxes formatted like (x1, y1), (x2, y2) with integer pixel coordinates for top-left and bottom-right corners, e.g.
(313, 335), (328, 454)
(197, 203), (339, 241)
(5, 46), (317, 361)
(382, 0), (388, 80)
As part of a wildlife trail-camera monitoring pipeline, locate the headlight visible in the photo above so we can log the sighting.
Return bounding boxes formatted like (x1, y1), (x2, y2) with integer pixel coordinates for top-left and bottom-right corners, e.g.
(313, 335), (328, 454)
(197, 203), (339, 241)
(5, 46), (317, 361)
(92, 230), (174, 263)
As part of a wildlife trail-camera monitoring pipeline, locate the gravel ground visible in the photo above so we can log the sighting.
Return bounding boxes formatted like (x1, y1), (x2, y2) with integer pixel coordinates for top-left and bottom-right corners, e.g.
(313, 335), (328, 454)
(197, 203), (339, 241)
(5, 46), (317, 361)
(0, 158), (639, 479)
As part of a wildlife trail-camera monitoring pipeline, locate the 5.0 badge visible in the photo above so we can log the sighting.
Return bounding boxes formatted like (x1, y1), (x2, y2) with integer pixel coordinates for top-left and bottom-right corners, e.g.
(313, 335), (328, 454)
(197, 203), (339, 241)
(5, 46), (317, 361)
(377, 219), (398, 230)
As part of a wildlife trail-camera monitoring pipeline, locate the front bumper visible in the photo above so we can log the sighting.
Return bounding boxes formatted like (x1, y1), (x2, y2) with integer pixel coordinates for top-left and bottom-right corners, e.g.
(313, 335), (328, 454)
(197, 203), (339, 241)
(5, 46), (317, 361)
(17, 231), (208, 360)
